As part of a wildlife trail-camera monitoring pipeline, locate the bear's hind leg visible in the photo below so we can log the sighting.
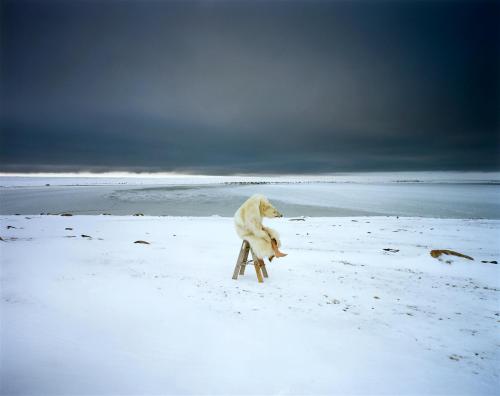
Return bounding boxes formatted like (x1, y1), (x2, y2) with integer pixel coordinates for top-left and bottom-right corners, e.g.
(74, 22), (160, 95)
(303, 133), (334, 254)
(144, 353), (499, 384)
(271, 238), (287, 258)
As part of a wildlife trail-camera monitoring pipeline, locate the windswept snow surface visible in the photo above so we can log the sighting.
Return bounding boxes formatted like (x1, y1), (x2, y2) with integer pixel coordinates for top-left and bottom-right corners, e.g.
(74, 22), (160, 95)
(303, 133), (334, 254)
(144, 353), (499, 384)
(1, 215), (499, 395)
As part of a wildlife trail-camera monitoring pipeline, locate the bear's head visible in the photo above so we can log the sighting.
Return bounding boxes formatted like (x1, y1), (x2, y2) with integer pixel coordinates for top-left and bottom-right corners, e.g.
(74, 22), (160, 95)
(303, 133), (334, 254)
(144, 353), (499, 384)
(259, 196), (283, 218)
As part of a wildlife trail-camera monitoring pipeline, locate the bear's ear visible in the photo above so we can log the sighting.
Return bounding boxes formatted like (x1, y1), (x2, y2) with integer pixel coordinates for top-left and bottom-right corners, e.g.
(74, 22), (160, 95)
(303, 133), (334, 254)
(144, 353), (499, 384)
(259, 197), (269, 215)
(258, 198), (265, 215)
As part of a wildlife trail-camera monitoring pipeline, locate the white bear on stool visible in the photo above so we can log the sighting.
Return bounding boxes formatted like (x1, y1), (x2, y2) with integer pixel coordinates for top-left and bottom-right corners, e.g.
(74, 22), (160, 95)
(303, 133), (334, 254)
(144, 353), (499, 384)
(234, 194), (287, 260)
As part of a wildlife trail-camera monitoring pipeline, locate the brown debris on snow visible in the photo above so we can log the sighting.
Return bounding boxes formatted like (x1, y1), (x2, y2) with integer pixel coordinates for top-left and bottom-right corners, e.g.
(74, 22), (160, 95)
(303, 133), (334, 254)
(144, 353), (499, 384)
(134, 240), (150, 244)
(430, 250), (474, 261)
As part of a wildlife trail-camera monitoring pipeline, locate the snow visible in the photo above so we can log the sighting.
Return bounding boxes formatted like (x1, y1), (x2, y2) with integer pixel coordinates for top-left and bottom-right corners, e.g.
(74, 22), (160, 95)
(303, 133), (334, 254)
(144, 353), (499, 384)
(1, 215), (499, 395)
(1, 171), (499, 187)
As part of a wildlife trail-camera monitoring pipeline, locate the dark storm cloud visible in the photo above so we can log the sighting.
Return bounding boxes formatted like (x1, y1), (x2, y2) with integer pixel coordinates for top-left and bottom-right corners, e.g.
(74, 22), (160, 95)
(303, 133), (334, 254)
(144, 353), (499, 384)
(1, 0), (499, 173)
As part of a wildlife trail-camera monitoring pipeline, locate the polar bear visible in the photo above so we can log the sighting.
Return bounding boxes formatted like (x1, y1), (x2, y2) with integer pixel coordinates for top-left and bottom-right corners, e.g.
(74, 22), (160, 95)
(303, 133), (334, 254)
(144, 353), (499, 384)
(234, 194), (287, 260)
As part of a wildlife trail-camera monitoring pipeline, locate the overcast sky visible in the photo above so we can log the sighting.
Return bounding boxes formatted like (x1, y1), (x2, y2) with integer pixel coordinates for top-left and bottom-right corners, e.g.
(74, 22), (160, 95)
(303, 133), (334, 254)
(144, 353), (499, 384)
(1, 0), (499, 174)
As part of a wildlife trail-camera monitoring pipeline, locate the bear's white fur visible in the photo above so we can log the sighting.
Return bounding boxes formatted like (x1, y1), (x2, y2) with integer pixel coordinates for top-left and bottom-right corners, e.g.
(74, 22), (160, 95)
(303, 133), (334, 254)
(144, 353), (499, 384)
(234, 194), (283, 259)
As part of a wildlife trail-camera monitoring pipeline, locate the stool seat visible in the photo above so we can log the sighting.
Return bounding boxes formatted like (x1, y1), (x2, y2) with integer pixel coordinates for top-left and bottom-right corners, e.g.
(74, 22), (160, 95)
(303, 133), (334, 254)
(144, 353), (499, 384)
(232, 240), (269, 283)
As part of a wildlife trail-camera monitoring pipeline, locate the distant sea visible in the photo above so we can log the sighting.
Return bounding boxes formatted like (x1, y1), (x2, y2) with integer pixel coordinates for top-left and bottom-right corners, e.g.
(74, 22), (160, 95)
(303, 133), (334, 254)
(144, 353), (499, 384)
(1, 172), (499, 218)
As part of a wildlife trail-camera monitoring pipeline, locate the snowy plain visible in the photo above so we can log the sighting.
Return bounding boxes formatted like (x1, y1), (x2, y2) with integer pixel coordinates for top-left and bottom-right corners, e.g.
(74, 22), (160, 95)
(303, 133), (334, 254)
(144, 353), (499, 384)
(1, 171), (499, 187)
(0, 173), (499, 395)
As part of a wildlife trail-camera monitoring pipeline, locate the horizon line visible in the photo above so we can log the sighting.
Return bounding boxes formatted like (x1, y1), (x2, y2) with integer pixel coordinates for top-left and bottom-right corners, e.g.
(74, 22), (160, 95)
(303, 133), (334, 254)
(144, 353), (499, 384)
(1, 170), (500, 178)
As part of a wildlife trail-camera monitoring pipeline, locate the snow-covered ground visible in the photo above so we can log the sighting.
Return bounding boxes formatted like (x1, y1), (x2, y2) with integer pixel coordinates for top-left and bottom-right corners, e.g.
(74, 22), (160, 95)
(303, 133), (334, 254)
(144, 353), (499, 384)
(1, 171), (499, 187)
(1, 215), (499, 395)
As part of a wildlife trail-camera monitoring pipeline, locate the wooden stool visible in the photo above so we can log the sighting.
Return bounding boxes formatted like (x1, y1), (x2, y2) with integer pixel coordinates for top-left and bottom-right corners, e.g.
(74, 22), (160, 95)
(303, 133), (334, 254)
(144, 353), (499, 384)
(232, 240), (269, 283)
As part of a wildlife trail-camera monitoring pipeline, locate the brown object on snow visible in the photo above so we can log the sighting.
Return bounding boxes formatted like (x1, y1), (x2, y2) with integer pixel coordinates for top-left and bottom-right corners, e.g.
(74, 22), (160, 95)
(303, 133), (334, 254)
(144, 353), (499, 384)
(134, 240), (150, 244)
(430, 249), (474, 261)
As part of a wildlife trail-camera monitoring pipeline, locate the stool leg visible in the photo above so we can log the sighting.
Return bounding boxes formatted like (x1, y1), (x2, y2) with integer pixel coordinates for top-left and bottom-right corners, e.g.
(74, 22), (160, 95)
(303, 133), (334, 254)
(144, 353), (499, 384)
(232, 241), (247, 280)
(261, 259), (269, 278)
(251, 250), (264, 283)
(240, 241), (250, 275)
